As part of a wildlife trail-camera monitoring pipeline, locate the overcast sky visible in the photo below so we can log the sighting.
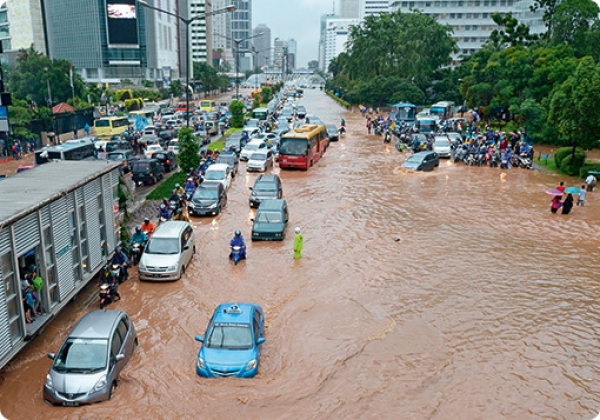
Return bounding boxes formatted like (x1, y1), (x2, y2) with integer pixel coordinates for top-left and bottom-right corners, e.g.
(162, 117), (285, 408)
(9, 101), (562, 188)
(252, 0), (336, 68)
(252, 0), (600, 67)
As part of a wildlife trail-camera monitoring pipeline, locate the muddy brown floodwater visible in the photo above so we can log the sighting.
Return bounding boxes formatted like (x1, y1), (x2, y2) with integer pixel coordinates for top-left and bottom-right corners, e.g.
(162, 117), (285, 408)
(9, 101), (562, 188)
(2, 89), (600, 420)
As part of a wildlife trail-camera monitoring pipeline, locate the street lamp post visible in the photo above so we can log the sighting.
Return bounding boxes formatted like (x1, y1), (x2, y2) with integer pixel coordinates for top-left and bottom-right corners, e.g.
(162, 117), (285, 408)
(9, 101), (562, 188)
(139, 1), (236, 127)
(214, 32), (264, 99)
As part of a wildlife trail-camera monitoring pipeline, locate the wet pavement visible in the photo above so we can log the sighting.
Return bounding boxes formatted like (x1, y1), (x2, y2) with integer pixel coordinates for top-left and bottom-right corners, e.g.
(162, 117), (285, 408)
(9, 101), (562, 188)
(1, 88), (600, 419)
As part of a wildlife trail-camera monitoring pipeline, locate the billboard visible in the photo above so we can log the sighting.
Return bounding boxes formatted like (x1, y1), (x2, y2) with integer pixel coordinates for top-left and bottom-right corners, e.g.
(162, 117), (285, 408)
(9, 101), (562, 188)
(106, 1), (139, 45)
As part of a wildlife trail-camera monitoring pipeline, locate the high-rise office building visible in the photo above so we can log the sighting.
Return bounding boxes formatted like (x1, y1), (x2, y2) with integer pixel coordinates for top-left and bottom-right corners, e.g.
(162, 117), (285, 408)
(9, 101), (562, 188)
(43, 0), (179, 85)
(318, 12), (335, 72)
(360, 0), (390, 19)
(211, 0), (233, 71)
(323, 18), (359, 73)
(2, 0), (46, 55)
(339, 0), (360, 18)
(252, 23), (270, 68)
(389, 0), (544, 59)
(178, 0), (214, 80)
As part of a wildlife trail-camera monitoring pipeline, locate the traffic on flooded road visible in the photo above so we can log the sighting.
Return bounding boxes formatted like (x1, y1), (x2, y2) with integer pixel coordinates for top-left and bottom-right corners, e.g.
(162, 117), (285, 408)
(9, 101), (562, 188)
(1, 88), (600, 419)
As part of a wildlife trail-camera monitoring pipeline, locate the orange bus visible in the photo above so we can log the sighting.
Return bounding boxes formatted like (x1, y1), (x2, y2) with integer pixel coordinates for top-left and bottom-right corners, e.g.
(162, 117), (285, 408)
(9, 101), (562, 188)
(278, 124), (328, 170)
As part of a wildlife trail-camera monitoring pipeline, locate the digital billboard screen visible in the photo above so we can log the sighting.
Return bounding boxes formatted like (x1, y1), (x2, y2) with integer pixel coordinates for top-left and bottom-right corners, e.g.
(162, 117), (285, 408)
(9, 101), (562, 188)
(106, 1), (139, 45)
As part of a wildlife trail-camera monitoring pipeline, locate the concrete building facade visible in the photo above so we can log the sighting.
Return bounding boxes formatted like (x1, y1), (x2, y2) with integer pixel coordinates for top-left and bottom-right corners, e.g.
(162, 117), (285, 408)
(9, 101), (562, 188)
(324, 18), (359, 74)
(252, 23), (271, 68)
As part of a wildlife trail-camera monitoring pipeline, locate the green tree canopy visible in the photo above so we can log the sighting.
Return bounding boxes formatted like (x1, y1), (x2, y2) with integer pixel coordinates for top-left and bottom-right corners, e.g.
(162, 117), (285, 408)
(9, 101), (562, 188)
(8, 46), (85, 107)
(548, 57), (600, 149)
(329, 10), (456, 106)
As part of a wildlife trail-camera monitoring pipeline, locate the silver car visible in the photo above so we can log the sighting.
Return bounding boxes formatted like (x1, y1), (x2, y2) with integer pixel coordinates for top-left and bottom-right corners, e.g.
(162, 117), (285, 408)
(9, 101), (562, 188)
(138, 221), (196, 281)
(44, 310), (138, 406)
(433, 136), (452, 158)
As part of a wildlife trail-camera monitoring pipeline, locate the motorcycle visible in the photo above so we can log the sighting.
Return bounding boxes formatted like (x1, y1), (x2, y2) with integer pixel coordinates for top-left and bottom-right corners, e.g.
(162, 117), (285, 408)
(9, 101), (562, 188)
(517, 153), (533, 169)
(230, 246), (245, 266)
(130, 242), (143, 266)
(338, 126), (346, 137)
(99, 283), (114, 309)
(490, 154), (500, 168)
(383, 131), (392, 143)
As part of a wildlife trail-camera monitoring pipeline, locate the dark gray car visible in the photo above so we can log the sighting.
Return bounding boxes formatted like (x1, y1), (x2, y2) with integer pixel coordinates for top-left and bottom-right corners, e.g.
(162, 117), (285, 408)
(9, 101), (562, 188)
(44, 310), (138, 406)
(249, 174), (283, 208)
(188, 181), (227, 216)
(402, 151), (439, 171)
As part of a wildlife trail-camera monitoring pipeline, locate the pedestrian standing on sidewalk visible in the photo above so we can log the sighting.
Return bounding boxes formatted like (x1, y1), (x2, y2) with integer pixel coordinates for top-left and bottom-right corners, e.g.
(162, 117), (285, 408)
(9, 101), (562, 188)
(293, 227), (304, 259)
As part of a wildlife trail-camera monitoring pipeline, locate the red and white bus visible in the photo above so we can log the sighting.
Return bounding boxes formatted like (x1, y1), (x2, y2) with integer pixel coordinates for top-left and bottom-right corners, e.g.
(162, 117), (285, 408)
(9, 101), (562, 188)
(278, 124), (328, 170)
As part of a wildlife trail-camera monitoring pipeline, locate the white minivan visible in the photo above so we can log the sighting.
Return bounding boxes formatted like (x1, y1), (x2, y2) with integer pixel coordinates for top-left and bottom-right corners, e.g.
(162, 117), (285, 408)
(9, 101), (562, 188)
(240, 139), (269, 161)
(203, 163), (232, 190)
(138, 221), (195, 281)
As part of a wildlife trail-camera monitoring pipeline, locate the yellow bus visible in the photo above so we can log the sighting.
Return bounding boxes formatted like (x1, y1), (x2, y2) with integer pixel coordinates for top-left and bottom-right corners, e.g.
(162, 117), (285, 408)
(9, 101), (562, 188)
(127, 110), (154, 129)
(94, 116), (130, 139)
(199, 100), (216, 113)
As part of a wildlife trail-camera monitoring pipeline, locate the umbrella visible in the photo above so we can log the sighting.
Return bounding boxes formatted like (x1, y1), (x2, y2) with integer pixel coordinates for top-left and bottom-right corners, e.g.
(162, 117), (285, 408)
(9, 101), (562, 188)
(565, 186), (581, 194)
(509, 132), (519, 139)
(546, 188), (563, 195)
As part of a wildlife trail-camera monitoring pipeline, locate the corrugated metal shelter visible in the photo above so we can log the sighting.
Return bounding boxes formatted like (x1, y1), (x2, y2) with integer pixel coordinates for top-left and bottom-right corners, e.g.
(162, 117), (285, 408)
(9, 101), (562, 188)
(0, 160), (121, 370)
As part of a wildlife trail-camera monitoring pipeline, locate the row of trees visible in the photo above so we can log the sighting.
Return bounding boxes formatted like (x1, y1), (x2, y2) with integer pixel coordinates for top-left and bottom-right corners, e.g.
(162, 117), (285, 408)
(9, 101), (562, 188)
(327, 0), (600, 148)
(5, 47), (235, 141)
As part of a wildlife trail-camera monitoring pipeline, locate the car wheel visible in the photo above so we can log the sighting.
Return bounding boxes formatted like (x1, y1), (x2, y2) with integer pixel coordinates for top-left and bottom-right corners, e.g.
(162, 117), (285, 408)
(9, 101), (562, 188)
(108, 382), (117, 400)
(310, 159), (313, 167)
(180, 267), (185, 279)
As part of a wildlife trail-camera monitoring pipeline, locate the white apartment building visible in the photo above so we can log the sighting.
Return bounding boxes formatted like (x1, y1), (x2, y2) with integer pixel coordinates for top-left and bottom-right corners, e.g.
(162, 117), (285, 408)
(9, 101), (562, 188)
(146, 0), (180, 81)
(211, 0), (233, 70)
(360, 0), (390, 19)
(340, 0), (360, 18)
(389, 0), (544, 58)
(324, 18), (359, 73)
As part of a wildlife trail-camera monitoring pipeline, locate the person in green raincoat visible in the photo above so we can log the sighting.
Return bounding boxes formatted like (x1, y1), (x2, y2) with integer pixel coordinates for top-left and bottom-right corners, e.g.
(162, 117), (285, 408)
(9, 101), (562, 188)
(293, 227), (303, 259)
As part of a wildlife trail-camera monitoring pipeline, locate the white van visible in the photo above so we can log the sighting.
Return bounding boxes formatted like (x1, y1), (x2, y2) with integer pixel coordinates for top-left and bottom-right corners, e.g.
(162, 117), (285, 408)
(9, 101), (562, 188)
(138, 221), (195, 281)
(204, 163), (232, 190)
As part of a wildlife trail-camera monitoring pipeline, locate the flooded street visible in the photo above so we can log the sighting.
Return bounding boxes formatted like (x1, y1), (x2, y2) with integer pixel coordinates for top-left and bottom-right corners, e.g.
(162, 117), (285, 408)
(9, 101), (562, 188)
(2, 89), (600, 419)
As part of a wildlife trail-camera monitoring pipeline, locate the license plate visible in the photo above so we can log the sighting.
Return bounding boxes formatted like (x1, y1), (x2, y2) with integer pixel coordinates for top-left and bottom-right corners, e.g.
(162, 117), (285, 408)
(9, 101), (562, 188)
(63, 402), (79, 407)
(152, 274), (162, 278)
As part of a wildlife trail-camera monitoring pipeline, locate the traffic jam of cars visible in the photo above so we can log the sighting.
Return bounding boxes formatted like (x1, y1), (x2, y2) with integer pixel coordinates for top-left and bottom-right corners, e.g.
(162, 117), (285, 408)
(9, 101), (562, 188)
(43, 87), (344, 406)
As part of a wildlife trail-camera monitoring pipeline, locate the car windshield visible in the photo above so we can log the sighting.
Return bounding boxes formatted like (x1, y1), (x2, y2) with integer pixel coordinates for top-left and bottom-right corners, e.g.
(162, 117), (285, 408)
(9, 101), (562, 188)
(279, 138), (308, 156)
(257, 211), (282, 223)
(52, 338), (108, 373)
(435, 139), (449, 147)
(194, 188), (218, 200)
(216, 157), (233, 165)
(244, 144), (260, 152)
(133, 162), (150, 172)
(107, 153), (125, 161)
(250, 153), (267, 161)
(406, 154), (425, 163)
(145, 238), (180, 254)
(254, 182), (277, 192)
(206, 323), (253, 349)
(205, 170), (225, 181)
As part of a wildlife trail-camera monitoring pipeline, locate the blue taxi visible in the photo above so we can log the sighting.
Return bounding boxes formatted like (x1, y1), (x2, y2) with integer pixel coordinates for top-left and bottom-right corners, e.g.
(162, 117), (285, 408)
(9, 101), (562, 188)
(195, 303), (265, 378)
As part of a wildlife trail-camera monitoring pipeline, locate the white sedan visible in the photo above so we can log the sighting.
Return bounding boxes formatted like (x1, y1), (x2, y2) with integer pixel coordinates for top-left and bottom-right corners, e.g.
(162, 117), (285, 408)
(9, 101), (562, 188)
(145, 144), (164, 159)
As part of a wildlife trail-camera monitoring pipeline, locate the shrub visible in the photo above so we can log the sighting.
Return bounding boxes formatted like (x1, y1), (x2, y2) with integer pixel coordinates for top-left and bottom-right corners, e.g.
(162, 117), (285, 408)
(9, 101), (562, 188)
(559, 150), (586, 176)
(124, 98), (144, 111)
(554, 147), (573, 168)
(115, 89), (134, 101)
(579, 162), (600, 179)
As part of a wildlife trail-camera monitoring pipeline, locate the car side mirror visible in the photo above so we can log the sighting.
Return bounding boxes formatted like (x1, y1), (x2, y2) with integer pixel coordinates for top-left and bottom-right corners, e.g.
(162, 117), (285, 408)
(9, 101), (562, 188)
(47, 352), (56, 360)
(195, 335), (204, 342)
(116, 354), (125, 362)
(250, 218), (255, 222)
(257, 337), (265, 345)
(183, 245), (189, 250)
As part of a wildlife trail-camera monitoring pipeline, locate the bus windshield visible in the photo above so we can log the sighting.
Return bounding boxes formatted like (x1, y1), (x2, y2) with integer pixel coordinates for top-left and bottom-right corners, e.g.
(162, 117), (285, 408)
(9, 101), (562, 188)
(279, 138), (308, 156)
(397, 106), (416, 121)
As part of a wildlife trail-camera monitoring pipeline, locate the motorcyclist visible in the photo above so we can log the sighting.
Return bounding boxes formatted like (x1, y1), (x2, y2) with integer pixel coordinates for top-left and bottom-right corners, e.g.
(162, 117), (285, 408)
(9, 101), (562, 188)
(99, 264), (120, 302)
(162, 197), (172, 211)
(229, 230), (247, 260)
(169, 188), (184, 209)
(109, 246), (130, 282)
(184, 178), (196, 196)
(172, 207), (190, 222)
(158, 204), (171, 221)
(175, 183), (185, 196)
(130, 226), (148, 249)
(141, 217), (156, 237)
